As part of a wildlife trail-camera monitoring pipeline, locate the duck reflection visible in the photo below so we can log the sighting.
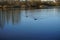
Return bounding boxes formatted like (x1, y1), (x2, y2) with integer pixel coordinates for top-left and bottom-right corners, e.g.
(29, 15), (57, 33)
(0, 8), (21, 28)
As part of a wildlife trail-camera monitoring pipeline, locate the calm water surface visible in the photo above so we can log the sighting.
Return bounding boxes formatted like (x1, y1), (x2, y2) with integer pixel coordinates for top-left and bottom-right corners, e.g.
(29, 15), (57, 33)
(0, 8), (60, 40)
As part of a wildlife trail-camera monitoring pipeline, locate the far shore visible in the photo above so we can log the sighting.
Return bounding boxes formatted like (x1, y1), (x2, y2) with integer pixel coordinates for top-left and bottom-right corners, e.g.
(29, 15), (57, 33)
(0, 1), (60, 9)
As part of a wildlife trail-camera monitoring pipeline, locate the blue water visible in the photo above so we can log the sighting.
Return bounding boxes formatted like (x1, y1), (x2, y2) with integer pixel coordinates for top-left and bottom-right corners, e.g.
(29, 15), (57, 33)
(0, 8), (60, 40)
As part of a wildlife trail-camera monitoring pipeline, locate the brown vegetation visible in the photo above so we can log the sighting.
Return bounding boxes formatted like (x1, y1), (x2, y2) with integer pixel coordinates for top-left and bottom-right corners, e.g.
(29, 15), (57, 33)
(0, 1), (60, 8)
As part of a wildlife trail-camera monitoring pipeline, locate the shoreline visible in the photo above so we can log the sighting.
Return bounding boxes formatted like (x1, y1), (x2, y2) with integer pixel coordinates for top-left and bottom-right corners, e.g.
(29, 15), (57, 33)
(0, 6), (60, 10)
(0, 1), (60, 9)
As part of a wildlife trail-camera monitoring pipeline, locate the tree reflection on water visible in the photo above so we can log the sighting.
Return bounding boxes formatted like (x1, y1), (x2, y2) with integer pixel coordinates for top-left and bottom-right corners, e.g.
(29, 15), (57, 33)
(0, 8), (21, 28)
(0, 8), (59, 29)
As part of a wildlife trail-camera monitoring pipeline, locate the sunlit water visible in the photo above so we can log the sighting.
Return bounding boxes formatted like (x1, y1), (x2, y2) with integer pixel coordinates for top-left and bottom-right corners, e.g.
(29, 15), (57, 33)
(0, 8), (60, 40)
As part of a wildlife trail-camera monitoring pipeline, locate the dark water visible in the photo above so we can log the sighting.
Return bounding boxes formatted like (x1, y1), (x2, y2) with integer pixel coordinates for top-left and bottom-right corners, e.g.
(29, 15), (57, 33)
(0, 8), (60, 40)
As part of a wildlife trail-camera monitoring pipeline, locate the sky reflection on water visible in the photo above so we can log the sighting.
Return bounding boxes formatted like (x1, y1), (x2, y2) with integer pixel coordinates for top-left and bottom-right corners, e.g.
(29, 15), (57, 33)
(0, 8), (60, 40)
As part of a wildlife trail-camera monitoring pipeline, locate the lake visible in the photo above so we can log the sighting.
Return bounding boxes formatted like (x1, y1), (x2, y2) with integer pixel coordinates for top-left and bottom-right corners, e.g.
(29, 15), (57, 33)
(0, 8), (60, 40)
